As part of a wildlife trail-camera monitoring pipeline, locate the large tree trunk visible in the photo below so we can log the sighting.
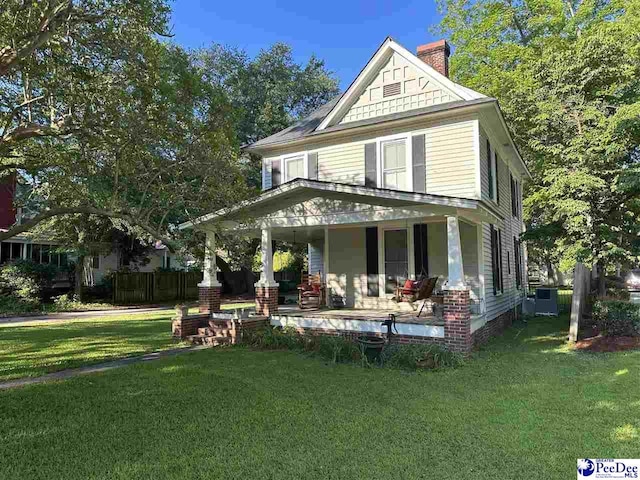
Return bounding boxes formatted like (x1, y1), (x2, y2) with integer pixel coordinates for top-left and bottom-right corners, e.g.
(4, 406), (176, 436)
(75, 255), (85, 302)
(545, 258), (558, 286)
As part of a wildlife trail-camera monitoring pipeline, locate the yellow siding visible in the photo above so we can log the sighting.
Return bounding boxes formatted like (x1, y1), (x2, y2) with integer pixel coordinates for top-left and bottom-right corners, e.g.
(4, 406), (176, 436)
(317, 142), (365, 185)
(425, 120), (476, 198)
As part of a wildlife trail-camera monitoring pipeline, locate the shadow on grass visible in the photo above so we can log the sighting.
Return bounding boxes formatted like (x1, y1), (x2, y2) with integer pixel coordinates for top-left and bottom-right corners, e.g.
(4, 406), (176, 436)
(0, 314), (181, 380)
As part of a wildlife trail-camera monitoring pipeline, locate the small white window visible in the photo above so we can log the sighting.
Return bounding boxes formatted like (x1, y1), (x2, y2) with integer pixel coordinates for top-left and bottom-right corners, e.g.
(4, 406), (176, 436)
(382, 140), (407, 190)
(284, 155), (304, 182)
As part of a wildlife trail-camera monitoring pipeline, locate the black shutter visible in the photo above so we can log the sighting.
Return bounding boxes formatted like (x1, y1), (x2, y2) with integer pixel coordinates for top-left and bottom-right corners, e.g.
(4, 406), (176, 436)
(511, 174), (516, 216)
(487, 139), (493, 199)
(516, 180), (520, 218)
(271, 159), (281, 187)
(413, 223), (429, 279)
(308, 152), (318, 180)
(514, 236), (521, 289)
(365, 227), (379, 296)
(412, 134), (426, 193)
(364, 143), (377, 188)
(496, 154), (501, 205)
(490, 224), (497, 295)
(498, 229), (504, 292)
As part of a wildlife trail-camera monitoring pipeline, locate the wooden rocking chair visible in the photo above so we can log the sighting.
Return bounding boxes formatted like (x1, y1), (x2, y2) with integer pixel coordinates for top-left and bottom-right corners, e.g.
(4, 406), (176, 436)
(415, 277), (438, 317)
(297, 271), (325, 309)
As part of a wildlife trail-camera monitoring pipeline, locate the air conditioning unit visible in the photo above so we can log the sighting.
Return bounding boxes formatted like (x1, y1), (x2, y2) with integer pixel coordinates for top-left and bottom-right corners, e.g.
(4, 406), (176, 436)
(535, 288), (558, 316)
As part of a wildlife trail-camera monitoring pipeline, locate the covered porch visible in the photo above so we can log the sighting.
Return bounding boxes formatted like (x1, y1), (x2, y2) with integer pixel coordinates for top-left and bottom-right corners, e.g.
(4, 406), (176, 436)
(179, 179), (501, 353)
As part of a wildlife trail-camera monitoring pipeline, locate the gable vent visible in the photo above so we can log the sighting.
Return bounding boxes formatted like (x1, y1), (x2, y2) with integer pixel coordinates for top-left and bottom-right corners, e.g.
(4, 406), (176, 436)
(383, 82), (401, 97)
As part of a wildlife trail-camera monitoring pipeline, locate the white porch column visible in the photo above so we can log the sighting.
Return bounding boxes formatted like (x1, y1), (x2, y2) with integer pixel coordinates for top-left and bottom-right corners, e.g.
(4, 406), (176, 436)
(445, 215), (466, 290)
(199, 230), (221, 288)
(255, 227), (278, 287)
(323, 226), (330, 306)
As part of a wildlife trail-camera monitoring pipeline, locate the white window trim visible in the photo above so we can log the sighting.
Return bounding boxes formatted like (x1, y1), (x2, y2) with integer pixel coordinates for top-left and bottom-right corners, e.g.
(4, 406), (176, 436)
(376, 133), (412, 192)
(281, 152), (309, 183)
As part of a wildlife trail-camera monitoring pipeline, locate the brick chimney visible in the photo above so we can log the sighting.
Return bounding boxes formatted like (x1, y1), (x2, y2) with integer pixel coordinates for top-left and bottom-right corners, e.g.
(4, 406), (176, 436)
(417, 39), (451, 77)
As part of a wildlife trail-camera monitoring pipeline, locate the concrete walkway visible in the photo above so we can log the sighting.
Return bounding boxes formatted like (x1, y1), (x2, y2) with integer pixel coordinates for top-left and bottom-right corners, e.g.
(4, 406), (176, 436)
(0, 306), (176, 325)
(0, 345), (209, 390)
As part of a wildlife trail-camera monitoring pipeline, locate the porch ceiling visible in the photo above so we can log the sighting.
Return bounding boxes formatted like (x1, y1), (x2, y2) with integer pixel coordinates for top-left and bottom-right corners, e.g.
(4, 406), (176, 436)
(180, 179), (498, 235)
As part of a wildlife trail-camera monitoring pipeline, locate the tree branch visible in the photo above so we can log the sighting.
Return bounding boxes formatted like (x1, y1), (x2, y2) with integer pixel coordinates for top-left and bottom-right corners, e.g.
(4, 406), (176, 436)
(0, 1), (73, 77)
(0, 206), (177, 251)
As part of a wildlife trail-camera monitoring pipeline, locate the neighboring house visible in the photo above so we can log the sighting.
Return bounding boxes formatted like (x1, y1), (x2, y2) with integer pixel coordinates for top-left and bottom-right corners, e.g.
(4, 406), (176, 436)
(84, 243), (187, 286)
(0, 178), (185, 287)
(181, 37), (531, 354)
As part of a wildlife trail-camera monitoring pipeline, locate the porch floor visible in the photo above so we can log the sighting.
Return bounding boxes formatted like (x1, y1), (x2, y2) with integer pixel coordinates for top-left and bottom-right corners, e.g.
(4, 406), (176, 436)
(275, 305), (442, 325)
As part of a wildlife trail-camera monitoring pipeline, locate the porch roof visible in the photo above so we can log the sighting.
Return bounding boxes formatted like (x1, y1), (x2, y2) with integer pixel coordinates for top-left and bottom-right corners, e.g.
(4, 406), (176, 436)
(179, 179), (502, 233)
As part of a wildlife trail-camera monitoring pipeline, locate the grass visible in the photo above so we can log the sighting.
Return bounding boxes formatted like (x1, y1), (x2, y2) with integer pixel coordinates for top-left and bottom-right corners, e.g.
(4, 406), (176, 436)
(1, 314), (639, 479)
(0, 312), (183, 381)
(0, 302), (256, 381)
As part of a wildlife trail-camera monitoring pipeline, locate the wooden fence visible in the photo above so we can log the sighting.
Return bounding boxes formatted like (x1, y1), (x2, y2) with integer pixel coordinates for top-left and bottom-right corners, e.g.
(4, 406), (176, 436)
(113, 271), (203, 304)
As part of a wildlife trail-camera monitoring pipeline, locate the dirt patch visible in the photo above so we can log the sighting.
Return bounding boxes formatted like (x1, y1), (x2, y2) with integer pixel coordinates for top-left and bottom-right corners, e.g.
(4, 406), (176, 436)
(575, 335), (640, 352)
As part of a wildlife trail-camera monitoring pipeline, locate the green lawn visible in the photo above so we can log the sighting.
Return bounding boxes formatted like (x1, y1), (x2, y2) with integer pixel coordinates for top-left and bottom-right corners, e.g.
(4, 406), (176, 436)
(0, 312), (183, 381)
(1, 314), (639, 479)
(0, 302), (255, 381)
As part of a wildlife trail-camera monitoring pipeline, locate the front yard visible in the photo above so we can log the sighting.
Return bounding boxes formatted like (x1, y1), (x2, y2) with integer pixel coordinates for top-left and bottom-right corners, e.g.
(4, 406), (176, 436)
(0, 314), (638, 479)
(0, 302), (253, 381)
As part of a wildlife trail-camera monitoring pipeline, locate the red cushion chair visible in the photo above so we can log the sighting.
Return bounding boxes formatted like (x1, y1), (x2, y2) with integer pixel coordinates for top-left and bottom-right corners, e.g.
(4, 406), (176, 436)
(297, 272), (325, 309)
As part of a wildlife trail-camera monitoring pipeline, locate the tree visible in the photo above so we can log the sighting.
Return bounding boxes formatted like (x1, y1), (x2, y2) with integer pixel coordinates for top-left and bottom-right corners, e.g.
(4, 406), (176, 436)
(194, 43), (340, 271)
(437, 0), (640, 293)
(0, 1), (248, 247)
(195, 43), (340, 189)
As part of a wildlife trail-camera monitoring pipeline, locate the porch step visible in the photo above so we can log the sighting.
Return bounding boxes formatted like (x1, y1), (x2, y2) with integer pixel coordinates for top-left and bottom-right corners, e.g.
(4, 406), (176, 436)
(186, 335), (232, 347)
(208, 320), (234, 330)
(197, 327), (231, 337)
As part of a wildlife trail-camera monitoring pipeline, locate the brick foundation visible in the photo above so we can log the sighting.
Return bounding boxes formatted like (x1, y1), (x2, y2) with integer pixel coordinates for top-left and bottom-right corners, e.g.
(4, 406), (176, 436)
(255, 286), (279, 316)
(472, 305), (518, 347)
(172, 313), (209, 338)
(172, 313), (269, 342)
(199, 286), (221, 314)
(443, 289), (472, 355)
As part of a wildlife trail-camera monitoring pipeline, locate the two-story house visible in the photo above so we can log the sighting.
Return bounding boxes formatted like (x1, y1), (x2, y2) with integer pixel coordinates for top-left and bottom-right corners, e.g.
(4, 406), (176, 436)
(181, 37), (530, 354)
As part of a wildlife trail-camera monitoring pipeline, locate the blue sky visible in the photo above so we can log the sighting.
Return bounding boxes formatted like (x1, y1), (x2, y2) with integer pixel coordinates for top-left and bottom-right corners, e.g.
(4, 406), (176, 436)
(169, 0), (444, 90)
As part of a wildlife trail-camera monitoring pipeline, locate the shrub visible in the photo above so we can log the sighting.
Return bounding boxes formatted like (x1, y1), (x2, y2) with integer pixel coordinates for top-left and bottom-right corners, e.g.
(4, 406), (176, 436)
(245, 326), (303, 350)
(593, 299), (640, 337)
(0, 260), (59, 303)
(0, 294), (40, 314)
(302, 334), (363, 364)
(381, 343), (463, 370)
(606, 288), (630, 301)
(53, 294), (79, 310)
(245, 327), (460, 370)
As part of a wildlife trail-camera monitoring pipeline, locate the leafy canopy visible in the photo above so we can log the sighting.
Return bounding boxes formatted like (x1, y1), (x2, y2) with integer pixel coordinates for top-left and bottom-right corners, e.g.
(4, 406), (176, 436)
(0, 0), (247, 247)
(437, 0), (640, 271)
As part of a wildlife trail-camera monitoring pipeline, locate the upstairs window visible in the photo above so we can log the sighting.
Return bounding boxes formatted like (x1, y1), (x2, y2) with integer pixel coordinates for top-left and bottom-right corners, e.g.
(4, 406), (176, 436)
(381, 139), (407, 190)
(284, 155), (304, 182)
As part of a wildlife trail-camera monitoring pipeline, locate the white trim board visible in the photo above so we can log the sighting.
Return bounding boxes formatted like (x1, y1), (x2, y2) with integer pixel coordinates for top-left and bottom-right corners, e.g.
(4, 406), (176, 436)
(271, 315), (445, 338)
